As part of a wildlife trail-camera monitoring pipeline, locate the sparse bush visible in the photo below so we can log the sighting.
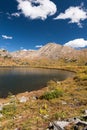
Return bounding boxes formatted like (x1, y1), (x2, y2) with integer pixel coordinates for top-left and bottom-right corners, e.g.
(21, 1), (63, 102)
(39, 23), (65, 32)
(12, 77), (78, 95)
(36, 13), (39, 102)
(40, 89), (63, 100)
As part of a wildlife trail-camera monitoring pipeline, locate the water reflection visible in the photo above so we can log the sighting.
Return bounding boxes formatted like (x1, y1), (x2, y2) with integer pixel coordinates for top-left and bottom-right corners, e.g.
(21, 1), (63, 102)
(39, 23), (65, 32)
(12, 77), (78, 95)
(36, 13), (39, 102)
(0, 68), (74, 98)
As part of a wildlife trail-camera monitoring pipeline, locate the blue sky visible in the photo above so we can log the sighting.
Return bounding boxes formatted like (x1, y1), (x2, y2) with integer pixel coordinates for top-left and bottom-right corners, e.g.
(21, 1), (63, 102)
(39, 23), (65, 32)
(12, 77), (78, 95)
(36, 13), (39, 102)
(0, 0), (87, 51)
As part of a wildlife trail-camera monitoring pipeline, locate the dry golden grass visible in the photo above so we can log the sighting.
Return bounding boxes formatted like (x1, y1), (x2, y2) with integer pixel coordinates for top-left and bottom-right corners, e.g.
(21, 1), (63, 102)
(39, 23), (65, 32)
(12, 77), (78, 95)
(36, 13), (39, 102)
(0, 57), (87, 129)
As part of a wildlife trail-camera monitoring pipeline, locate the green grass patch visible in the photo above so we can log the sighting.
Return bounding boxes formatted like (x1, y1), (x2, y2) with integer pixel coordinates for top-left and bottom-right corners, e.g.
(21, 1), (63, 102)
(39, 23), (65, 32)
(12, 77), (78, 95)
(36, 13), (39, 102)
(1, 104), (17, 119)
(40, 89), (63, 100)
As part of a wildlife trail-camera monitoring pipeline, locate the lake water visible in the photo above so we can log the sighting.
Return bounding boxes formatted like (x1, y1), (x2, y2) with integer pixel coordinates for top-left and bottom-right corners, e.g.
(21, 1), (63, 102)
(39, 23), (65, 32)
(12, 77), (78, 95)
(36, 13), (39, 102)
(0, 68), (74, 98)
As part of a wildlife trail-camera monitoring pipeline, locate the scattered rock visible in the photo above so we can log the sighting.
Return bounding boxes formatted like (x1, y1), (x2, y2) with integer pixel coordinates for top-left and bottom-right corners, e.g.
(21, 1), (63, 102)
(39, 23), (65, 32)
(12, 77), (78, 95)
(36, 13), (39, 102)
(4, 102), (10, 106)
(61, 101), (67, 105)
(0, 113), (3, 118)
(47, 122), (54, 130)
(19, 96), (28, 103)
(43, 114), (49, 119)
(48, 117), (87, 130)
(48, 121), (70, 130)
(85, 110), (87, 115)
(18, 115), (23, 119)
(0, 104), (3, 111)
(54, 121), (70, 130)
(56, 81), (61, 84)
(32, 96), (38, 100)
(68, 117), (81, 123)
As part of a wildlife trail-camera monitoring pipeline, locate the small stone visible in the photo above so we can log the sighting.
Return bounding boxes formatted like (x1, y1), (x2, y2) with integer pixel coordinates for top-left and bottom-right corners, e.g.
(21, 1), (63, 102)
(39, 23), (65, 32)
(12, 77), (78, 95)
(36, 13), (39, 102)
(32, 96), (38, 100)
(61, 101), (67, 105)
(68, 117), (81, 123)
(0, 113), (3, 118)
(19, 96), (28, 103)
(85, 110), (87, 115)
(4, 102), (10, 106)
(18, 115), (22, 119)
(43, 114), (49, 119)
(0, 104), (3, 111)
(48, 122), (54, 130)
(56, 81), (61, 84)
(53, 121), (70, 129)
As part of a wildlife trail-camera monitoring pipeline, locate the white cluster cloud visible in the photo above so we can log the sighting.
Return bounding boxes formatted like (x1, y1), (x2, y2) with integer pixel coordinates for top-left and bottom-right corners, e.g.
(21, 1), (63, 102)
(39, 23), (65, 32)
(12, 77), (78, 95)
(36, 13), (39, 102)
(2, 35), (13, 40)
(64, 38), (87, 48)
(54, 5), (87, 27)
(11, 12), (20, 17)
(35, 45), (43, 48)
(6, 12), (20, 19)
(16, 0), (57, 20)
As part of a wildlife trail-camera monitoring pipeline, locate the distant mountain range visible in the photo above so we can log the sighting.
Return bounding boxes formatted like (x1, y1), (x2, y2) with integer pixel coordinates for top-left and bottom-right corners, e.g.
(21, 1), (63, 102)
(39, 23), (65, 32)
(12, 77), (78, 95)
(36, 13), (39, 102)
(11, 43), (87, 60)
(0, 43), (87, 60)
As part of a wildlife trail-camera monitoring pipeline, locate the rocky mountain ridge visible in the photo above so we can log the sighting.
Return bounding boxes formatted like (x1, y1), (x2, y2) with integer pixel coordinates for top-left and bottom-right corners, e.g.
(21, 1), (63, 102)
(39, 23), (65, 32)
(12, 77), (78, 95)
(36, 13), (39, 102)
(11, 43), (87, 60)
(0, 43), (87, 60)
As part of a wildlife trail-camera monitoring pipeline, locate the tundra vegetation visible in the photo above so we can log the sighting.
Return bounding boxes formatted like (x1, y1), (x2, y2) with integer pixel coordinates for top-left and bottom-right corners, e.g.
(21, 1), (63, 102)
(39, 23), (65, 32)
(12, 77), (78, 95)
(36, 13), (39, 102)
(0, 56), (87, 130)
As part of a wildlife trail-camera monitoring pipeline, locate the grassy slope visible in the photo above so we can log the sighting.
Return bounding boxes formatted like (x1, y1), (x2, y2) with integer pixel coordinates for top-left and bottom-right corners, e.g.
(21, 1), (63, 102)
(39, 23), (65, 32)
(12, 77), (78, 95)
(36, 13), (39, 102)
(0, 58), (87, 129)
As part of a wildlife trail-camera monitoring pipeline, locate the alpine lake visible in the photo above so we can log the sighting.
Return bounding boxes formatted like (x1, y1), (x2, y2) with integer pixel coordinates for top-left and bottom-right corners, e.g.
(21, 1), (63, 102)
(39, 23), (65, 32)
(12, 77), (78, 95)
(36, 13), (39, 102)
(0, 68), (74, 98)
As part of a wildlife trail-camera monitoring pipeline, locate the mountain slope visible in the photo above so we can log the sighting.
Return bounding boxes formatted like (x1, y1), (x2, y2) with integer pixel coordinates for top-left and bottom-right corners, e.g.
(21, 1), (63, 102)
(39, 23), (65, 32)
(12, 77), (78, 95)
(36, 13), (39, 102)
(11, 50), (37, 59)
(37, 43), (77, 59)
(11, 43), (87, 60)
(0, 43), (86, 66)
(0, 49), (11, 58)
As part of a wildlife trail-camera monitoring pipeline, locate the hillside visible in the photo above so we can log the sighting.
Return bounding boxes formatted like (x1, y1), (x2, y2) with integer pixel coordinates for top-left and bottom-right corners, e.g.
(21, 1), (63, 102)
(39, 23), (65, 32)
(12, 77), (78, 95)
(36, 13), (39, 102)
(0, 43), (87, 67)
(0, 49), (11, 58)
(11, 43), (87, 60)
(0, 44), (87, 129)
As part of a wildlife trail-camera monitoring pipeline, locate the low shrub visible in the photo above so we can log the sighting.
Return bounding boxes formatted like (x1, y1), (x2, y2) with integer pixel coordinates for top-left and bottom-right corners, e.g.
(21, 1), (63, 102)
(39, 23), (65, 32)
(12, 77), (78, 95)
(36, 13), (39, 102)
(40, 89), (63, 100)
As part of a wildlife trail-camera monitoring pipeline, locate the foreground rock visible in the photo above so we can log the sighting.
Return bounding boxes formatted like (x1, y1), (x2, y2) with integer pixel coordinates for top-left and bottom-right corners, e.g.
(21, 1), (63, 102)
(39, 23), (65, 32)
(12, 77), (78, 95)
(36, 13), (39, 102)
(19, 96), (29, 103)
(48, 117), (87, 130)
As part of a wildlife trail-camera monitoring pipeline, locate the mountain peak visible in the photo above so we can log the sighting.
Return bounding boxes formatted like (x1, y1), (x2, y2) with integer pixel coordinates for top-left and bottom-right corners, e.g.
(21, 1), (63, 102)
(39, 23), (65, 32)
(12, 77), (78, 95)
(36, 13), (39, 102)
(43, 42), (62, 47)
(10, 42), (87, 59)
